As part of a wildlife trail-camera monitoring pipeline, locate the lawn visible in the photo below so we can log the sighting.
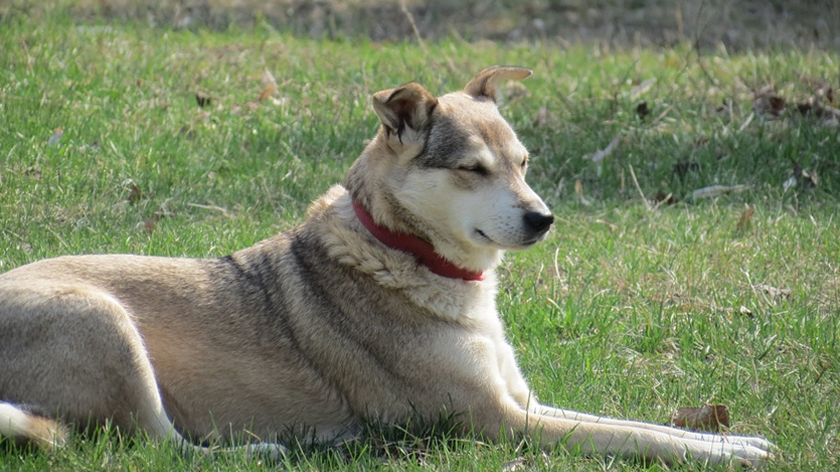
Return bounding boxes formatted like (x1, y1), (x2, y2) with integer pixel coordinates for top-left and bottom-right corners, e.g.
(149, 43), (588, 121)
(1, 4), (839, 471)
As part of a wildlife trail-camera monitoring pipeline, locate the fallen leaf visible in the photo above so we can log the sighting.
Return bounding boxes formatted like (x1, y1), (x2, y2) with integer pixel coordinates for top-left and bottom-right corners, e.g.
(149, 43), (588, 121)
(736, 204), (754, 231)
(671, 404), (730, 432)
(143, 217), (156, 232)
(259, 69), (278, 102)
(739, 305), (754, 318)
(574, 179), (591, 206)
(48, 126), (63, 146)
(126, 180), (143, 204)
(636, 101), (649, 119)
(752, 85), (785, 117)
(796, 71), (834, 104)
(195, 91), (211, 108)
(795, 98), (840, 122)
(691, 184), (750, 200)
(755, 283), (791, 301)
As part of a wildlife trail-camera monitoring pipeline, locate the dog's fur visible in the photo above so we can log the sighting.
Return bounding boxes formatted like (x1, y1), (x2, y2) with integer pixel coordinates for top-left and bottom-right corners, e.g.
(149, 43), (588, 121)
(0, 66), (772, 466)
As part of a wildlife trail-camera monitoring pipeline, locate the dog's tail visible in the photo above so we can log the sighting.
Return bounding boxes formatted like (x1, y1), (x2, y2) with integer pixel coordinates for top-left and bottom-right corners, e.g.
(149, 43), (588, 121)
(0, 402), (69, 449)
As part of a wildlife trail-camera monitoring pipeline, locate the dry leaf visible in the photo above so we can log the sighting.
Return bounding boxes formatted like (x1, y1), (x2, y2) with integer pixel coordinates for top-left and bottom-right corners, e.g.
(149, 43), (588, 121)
(126, 181), (143, 204)
(739, 305), (754, 317)
(195, 91), (211, 108)
(756, 283), (791, 301)
(737, 204), (754, 231)
(796, 97), (840, 121)
(259, 69), (278, 102)
(752, 85), (785, 117)
(48, 126), (63, 146)
(635, 101), (649, 119)
(258, 85), (276, 102)
(574, 179), (591, 206)
(797, 71), (834, 104)
(671, 404), (730, 432)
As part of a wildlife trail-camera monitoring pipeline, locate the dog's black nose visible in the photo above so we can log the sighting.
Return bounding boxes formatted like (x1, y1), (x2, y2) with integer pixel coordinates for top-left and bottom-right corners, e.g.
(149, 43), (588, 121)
(523, 211), (554, 234)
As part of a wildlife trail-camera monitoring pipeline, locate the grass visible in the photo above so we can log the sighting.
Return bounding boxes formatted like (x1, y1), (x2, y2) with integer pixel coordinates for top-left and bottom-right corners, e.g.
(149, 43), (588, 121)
(1, 5), (839, 471)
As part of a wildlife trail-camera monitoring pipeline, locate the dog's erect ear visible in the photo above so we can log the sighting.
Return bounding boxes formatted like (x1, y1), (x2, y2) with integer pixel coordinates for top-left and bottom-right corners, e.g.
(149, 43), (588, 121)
(372, 83), (438, 142)
(464, 66), (532, 103)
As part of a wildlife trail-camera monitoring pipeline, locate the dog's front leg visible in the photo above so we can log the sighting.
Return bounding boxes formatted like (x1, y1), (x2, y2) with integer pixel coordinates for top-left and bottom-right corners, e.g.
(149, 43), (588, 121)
(494, 342), (772, 452)
(481, 403), (771, 467)
(496, 340), (534, 407)
(529, 404), (774, 451)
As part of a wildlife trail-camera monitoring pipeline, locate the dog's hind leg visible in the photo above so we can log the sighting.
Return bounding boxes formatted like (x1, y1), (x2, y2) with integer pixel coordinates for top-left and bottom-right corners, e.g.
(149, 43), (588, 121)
(0, 285), (198, 452)
(0, 284), (286, 459)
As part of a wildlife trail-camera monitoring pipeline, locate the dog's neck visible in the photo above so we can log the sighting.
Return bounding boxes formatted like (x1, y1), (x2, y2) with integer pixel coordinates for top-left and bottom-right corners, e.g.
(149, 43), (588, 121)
(352, 199), (484, 281)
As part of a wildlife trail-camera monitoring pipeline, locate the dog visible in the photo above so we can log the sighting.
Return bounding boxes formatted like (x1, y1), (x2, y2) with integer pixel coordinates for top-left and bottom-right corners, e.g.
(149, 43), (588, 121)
(0, 66), (772, 466)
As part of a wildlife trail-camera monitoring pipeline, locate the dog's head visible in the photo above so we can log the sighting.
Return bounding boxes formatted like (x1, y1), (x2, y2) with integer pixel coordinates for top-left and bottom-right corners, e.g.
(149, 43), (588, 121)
(346, 66), (553, 273)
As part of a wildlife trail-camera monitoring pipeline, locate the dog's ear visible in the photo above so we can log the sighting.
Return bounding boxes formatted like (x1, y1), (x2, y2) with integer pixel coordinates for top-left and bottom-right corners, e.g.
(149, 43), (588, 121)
(464, 66), (532, 103)
(372, 83), (438, 142)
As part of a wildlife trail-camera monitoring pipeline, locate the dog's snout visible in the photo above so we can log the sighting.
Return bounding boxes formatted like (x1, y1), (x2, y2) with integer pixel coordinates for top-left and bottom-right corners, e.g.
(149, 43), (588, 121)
(523, 211), (554, 234)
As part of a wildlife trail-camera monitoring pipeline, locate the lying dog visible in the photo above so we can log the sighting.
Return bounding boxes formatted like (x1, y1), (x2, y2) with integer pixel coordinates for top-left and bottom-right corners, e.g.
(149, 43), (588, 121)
(0, 66), (772, 466)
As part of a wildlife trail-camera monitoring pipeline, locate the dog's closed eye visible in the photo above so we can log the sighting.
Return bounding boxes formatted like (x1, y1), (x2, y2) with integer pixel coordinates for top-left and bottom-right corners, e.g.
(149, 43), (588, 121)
(456, 164), (489, 176)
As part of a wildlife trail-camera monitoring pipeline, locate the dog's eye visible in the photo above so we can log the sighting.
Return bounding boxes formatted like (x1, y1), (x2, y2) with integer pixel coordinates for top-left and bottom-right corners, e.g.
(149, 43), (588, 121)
(457, 164), (488, 176)
(520, 157), (529, 170)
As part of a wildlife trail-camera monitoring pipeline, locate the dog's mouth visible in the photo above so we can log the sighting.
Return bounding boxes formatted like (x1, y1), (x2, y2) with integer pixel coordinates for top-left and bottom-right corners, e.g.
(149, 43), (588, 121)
(474, 229), (543, 249)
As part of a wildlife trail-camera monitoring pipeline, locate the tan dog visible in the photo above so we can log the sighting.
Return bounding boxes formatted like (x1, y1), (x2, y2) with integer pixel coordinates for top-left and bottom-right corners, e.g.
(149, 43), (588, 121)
(0, 66), (772, 466)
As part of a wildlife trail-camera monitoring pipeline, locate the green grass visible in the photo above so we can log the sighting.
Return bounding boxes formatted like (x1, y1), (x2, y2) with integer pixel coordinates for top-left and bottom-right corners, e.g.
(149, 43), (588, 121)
(1, 6), (839, 472)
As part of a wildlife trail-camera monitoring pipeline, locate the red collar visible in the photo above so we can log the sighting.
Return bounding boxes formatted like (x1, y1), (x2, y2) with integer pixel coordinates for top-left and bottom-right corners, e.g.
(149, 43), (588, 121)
(352, 200), (484, 281)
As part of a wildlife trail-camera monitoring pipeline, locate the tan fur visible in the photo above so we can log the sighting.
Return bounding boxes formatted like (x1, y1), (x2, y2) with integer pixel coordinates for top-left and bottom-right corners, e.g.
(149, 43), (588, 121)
(0, 66), (771, 466)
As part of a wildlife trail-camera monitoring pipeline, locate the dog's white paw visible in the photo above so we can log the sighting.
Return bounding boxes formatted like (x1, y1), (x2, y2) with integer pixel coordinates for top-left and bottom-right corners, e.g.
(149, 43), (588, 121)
(718, 441), (774, 468)
(243, 443), (288, 461)
(724, 434), (776, 452)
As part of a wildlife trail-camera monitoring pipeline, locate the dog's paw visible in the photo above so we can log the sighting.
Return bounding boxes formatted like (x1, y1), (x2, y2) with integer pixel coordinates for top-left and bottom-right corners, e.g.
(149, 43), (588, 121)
(727, 442), (775, 468)
(725, 434), (776, 452)
(243, 442), (287, 461)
